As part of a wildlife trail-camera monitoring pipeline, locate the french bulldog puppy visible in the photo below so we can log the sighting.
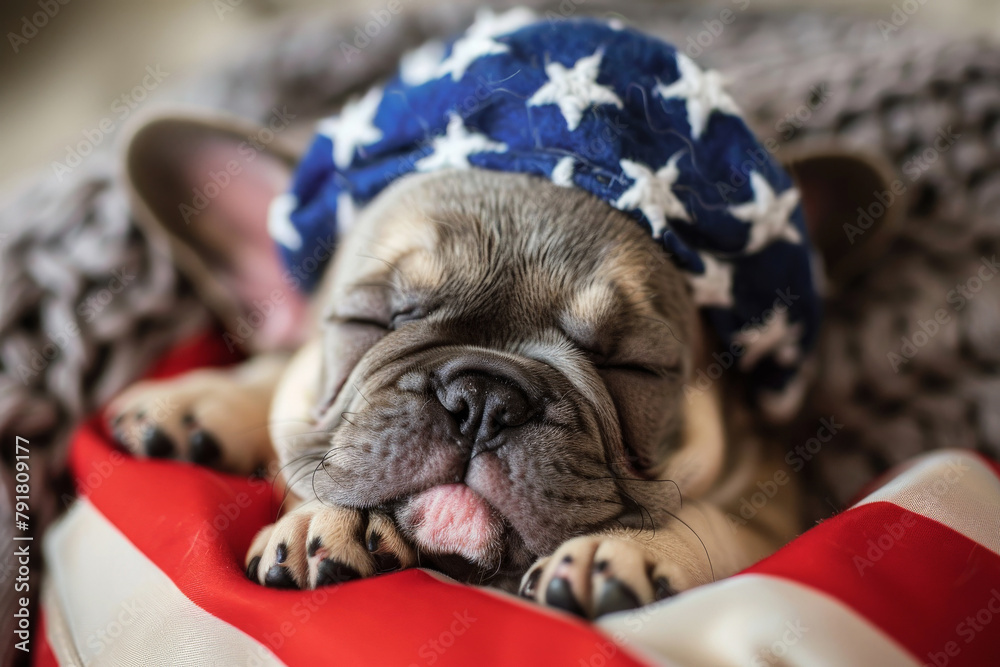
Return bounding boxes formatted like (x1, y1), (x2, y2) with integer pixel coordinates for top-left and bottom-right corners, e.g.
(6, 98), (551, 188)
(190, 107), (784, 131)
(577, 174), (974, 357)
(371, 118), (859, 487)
(106, 31), (897, 620)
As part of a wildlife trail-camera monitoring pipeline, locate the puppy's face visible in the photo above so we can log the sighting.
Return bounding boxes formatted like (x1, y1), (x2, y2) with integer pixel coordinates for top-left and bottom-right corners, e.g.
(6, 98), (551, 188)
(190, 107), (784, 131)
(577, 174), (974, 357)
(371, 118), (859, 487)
(298, 169), (697, 582)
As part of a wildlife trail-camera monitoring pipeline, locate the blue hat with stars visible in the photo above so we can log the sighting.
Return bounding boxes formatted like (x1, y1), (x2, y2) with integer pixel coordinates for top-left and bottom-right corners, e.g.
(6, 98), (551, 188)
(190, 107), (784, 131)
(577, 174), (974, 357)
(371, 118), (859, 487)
(269, 8), (821, 418)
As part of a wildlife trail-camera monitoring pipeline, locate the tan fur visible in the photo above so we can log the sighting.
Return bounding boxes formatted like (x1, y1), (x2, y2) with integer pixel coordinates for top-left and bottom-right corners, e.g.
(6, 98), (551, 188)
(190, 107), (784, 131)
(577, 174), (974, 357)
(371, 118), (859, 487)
(110, 114), (828, 615)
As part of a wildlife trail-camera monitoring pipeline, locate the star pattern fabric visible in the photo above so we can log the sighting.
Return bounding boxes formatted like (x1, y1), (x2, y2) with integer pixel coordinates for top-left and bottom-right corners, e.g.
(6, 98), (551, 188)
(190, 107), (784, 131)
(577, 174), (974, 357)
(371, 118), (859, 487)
(415, 114), (508, 172)
(527, 50), (623, 131)
(654, 53), (741, 139)
(274, 13), (821, 410)
(267, 193), (301, 251)
(688, 253), (734, 309)
(733, 308), (805, 371)
(317, 87), (384, 168)
(436, 7), (536, 81)
(614, 153), (688, 238)
(729, 171), (803, 253)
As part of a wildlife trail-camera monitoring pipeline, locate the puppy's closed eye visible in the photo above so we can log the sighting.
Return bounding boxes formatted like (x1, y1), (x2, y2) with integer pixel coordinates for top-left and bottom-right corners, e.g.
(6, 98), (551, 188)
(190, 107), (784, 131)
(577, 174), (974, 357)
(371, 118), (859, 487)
(329, 283), (431, 332)
(389, 305), (427, 330)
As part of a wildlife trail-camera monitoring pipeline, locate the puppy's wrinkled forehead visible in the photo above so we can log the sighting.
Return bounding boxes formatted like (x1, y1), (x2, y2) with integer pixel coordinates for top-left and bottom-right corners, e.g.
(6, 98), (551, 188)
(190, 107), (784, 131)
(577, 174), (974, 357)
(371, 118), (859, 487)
(328, 170), (673, 342)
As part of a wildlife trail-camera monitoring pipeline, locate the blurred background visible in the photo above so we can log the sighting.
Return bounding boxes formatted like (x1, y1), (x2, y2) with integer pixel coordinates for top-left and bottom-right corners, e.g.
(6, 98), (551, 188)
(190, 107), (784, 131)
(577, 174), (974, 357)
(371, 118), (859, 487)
(0, 0), (998, 185)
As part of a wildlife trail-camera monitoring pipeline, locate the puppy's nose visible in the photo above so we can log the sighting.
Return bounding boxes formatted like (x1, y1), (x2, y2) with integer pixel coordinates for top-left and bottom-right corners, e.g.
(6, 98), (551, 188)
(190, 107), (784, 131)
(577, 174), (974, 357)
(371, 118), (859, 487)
(436, 373), (532, 445)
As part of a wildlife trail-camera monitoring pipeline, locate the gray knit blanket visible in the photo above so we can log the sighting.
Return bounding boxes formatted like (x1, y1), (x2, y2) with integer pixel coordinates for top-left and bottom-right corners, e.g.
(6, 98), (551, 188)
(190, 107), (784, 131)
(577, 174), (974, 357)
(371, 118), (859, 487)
(1, 3), (998, 663)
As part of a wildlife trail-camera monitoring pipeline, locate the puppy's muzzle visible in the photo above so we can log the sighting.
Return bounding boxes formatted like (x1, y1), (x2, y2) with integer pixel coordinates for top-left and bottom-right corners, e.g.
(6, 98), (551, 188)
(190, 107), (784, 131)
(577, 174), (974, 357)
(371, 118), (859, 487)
(431, 355), (538, 451)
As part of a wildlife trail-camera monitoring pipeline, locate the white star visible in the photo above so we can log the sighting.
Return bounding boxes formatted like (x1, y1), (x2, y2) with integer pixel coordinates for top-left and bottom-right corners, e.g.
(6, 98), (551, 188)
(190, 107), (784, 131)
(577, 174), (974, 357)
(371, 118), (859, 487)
(606, 16), (626, 30)
(732, 307), (804, 371)
(317, 87), (384, 169)
(337, 191), (358, 235)
(267, 193), (301, 251)
(687, 253), (734, 308)
(728, 172), (802, 253)
(415, 114), (507, 172)
(551, 156), (575, 187)
(528, 50), (623, 131)
(655, 53), (740, 139)
(614, 152), (689, 237)
(400, 40), (446, 86)
(437, 7), (536, 81)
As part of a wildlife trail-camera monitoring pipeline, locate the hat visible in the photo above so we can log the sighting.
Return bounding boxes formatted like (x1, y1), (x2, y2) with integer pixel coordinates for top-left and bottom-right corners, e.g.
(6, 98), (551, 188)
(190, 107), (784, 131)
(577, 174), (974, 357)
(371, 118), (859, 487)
(269, 8), (821, 417)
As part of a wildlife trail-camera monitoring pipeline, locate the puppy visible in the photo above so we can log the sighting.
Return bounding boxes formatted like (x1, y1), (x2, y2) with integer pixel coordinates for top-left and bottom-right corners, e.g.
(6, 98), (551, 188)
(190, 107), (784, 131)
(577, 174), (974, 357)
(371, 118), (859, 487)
(107, 15), (895, 618)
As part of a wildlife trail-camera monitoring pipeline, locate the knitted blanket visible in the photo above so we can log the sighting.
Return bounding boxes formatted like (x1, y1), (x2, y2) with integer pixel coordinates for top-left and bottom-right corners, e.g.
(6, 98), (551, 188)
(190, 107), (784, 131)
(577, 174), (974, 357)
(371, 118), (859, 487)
(1, 2), (999, 663)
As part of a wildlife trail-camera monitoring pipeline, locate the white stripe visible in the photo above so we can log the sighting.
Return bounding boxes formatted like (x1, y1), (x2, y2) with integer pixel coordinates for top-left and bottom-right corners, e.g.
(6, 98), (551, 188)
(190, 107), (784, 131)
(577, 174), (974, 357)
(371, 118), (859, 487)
(597, 574), (920, 667)
(855, 449), (1000, 555)
(43, 498), (285, 667)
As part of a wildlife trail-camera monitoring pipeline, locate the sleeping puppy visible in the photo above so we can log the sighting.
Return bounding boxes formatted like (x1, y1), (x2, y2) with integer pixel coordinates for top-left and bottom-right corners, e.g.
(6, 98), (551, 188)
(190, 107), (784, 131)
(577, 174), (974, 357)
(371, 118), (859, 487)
(107, 16), (896, 618)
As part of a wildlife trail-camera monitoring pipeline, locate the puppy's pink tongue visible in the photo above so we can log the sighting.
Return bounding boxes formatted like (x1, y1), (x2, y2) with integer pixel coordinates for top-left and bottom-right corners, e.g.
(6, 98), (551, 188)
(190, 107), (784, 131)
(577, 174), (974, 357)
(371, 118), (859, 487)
(410, 484), (498, 561)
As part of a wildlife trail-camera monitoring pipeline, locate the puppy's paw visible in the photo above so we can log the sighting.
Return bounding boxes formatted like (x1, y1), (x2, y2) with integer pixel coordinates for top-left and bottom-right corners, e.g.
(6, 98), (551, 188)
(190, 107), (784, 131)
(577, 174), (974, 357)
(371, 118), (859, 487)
(245, 502), (417, 589)
(519, 535), (693, 619)
(106, 370), (270, 474)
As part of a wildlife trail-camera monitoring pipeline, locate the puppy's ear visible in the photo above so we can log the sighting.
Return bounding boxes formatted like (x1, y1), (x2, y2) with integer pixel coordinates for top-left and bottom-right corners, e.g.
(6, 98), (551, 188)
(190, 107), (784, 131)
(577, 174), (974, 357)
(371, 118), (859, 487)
(782, 144), (903, 291)
(123, 111), (311, 352)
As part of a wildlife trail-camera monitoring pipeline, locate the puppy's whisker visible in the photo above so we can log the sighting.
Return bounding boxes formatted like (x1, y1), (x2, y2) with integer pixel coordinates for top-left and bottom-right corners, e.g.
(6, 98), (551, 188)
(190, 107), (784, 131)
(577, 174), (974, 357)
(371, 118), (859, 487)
(355, 253), (404, 277)
(614, 485), (654, 534)
(663, 508), (715, 583)
(636, 314), (686, 346)
(594, 474), (684, 508)
(353, 384), (373, 407)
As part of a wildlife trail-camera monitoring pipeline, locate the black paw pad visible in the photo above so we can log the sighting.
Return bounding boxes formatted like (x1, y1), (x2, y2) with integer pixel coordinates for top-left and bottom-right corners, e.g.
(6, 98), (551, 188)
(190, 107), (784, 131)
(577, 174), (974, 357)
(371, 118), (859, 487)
(142, 427), (174, 458)
(545, 577), (586, 618)
(315, 559), (361, 587)
(595, 578), (641, 617)
(264, 564), (298, 589)
(307, 536), (322, 558)
(275, 543), (288, 564)
(189, 429), (222, 465)
(246, 556), (261, 581)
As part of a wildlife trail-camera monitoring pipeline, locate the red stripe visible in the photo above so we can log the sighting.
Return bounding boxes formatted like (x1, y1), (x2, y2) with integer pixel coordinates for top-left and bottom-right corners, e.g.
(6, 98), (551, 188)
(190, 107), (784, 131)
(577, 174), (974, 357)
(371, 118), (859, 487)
(975, 452), (1000, 479)
(31, 612), (58, 667)
(746, 501), (1000, 667)
(66, 329), (649, 667)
